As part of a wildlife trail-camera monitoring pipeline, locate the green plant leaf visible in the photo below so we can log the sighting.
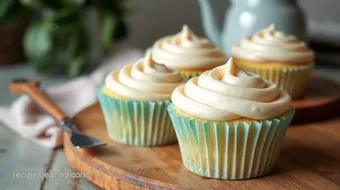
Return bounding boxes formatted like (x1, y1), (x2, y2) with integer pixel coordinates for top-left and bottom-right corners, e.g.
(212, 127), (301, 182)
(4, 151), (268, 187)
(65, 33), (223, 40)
(55, 10), (79, 25)
(24, 20), (55, 71)
(32, 50), (57, 73)
(100, 12), (117, 52)
(41, 0), (61, 9)
(66, 22), (88, 77)
(61, 0), (85, 9)
(52, 0), (85, 23)
(113, 20), (128, 41)
(20, 0), (44, 9)
(68, 54), (85, 77)
(67, 34), (84, 77)
(39, 6), (79, 24)
(0, 0), (16, 20)
(0, 2), (26, 27)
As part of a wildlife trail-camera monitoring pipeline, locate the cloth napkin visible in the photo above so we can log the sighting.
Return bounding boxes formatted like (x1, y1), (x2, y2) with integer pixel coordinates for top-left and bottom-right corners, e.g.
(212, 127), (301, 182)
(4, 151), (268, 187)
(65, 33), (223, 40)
(0, 48), (143, 148)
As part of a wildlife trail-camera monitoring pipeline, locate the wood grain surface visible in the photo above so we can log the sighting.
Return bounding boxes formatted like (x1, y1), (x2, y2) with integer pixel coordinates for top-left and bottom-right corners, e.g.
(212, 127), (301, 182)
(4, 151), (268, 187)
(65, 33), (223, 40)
(64, 101), (340, 190)
(292, 75), (340, 124)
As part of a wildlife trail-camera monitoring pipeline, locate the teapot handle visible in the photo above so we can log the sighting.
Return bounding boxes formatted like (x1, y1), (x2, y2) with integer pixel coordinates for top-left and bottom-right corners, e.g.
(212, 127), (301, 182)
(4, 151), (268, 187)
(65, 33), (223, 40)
(197, 0), (223, 46)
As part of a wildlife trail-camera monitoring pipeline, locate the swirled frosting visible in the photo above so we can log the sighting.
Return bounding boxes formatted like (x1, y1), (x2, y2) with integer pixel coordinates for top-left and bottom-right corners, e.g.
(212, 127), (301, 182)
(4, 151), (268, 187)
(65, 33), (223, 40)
(232, 24), (314, 63)
(171, 57), (292, 121)
(105, 54), (184, 101)
(152, 25), (227, 70)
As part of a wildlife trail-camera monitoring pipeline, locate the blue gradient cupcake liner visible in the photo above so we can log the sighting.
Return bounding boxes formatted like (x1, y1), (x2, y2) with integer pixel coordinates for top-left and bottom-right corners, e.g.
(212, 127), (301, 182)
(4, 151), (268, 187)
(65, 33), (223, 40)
(167, 104), (295, 179)
(97, 88), (177, 146)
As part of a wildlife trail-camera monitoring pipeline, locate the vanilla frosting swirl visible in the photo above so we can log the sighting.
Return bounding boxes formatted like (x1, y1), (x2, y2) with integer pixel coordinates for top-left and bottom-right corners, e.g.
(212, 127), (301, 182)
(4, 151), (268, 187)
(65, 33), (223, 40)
(232, 24), (314, 63)
(152, 25), (227, 70)
(105, 54), (184, 101)
(171, 58), (292, 121)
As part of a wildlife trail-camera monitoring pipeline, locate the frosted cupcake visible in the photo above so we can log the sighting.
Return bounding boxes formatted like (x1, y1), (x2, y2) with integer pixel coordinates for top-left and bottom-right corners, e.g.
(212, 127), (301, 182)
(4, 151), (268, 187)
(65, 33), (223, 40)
(232, 24), (314, 99)
(151, 25), (227, 79)
(97, 54), (184, 146)
(167, 57), (295, 179)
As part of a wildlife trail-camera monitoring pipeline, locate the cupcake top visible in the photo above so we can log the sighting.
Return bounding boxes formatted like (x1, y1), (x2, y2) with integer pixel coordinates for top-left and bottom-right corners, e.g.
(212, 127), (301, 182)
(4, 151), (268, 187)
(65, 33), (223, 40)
(171, 57), (292, 121)
(232, 24), (314, 63)
(105, 54), (184, 101)
(152, 25), (227, 70)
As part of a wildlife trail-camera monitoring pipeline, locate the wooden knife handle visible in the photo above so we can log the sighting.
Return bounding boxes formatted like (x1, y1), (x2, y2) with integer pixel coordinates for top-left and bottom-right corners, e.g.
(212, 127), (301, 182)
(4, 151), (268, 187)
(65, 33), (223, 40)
(9, 78), (67, 121)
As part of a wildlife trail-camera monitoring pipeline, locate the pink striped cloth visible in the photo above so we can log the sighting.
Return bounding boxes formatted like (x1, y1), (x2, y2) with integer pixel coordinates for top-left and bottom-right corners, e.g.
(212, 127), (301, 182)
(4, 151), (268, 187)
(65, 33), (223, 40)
(0, 48), (143, 148)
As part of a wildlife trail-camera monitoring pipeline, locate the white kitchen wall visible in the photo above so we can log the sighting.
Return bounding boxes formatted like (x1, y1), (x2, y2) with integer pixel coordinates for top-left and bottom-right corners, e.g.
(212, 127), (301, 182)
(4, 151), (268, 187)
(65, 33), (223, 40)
(124, 0), (340, 49)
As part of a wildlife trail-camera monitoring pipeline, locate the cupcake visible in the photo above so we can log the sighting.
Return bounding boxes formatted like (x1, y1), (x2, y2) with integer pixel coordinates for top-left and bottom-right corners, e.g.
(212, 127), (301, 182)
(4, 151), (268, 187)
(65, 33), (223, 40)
(232, 24), (314, 99)
(167, 57), (295, 179)
(151, 25), (227, 79)
(97, 54), (184, 146)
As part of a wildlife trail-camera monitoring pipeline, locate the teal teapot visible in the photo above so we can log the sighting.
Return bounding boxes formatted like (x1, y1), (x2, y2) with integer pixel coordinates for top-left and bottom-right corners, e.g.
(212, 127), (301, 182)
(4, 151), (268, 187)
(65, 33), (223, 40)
(198, 0), (307, 54)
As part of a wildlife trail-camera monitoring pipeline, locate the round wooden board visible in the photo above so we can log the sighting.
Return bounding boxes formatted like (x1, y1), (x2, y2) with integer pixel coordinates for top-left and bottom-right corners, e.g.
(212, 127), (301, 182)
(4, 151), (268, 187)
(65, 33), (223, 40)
(292, 75), (340, 124)
(64, 75), (340, 190)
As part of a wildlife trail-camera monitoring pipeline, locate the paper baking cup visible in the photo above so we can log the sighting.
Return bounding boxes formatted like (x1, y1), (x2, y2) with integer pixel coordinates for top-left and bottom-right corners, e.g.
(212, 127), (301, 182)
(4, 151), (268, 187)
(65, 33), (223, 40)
(237, 63), (313, 99)
(97, 88), (177, 146)
(167, 104), (295, 180)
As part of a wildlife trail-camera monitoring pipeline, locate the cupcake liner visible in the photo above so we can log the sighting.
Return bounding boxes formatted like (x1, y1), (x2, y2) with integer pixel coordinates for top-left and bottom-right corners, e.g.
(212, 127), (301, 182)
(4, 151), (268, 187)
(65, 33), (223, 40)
(237, 63), (313, 99)
(97, 88), (177, 146)
(167, 104), (295, 180)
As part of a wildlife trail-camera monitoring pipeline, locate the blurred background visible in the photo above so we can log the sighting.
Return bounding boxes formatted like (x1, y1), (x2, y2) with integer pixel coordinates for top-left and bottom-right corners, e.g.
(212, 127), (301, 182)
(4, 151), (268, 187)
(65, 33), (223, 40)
(125, 0), (340, 49)
(125, 0), (340, 67)
(0, 0), (339, 77)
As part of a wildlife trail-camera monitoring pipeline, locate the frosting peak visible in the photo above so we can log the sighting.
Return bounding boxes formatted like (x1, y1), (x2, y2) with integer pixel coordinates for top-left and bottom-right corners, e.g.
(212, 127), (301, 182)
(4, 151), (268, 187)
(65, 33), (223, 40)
(105, 54), (184, 101)
(232, 24), (314, 63)
(181, 25), (194, 39)
(222, 59), (266, 88)
(152, 25), (227, 70)
(179, 25), (199, 45)
(171, 58), (291, 121)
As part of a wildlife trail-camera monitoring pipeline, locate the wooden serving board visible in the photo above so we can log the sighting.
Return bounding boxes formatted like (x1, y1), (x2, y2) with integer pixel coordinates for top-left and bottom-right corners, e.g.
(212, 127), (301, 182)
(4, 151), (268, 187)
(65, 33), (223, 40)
(64, 75), (340, 190)
(292, 75), (340, 124)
